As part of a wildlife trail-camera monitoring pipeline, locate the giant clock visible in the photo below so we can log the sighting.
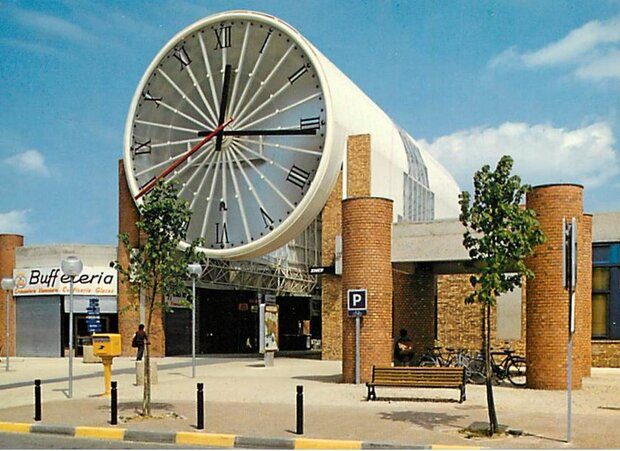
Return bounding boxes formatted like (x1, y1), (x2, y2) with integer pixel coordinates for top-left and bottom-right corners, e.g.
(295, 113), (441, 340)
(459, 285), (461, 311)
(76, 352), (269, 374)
(124, 11), (341, 259)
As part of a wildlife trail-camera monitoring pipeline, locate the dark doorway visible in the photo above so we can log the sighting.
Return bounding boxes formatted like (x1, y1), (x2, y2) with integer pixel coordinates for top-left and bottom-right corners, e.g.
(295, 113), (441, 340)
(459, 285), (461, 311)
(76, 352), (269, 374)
(198, 289), (259, 353)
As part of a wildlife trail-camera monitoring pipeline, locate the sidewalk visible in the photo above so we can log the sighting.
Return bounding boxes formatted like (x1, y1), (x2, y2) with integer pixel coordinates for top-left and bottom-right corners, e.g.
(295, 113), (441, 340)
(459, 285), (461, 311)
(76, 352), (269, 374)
(0, 356), (619, 448)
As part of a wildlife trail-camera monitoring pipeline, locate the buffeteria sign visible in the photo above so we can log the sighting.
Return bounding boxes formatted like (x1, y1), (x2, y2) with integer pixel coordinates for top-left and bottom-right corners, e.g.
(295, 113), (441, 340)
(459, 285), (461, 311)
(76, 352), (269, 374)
(13, 267), (117, 296)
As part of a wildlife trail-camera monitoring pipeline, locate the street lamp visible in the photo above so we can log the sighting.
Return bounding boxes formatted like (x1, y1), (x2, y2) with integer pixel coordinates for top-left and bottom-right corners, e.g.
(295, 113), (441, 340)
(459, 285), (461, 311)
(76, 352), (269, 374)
(61, 256), (83, 398)
(188, 262), (202, 378)
(1, 277), (15, 372)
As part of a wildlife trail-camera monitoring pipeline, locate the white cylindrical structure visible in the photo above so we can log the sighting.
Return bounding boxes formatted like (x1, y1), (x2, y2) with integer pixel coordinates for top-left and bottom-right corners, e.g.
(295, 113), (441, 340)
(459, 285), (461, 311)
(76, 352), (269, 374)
(124, 10), (460, 260)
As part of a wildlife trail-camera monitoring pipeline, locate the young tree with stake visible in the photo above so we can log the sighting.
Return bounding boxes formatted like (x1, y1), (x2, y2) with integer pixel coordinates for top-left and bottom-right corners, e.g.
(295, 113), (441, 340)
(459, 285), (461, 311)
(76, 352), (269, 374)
(459, 155), (545, 435)
(114, 181), (203, 416)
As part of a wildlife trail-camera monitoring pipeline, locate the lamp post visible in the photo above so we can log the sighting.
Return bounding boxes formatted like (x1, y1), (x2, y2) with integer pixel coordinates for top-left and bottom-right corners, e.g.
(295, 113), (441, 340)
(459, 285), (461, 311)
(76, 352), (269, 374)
(188, 263), (202, 378)
(61, 256), (83, 398)
(1, 277), (15, 372)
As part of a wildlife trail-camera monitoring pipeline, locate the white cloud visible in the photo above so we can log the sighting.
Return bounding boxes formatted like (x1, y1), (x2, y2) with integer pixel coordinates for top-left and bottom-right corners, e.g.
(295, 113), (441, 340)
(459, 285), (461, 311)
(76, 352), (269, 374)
(3, 150), (50, 176)
(0, 210), (31, 235)
(420, 122), (619, 191)
(490, 15), (620, 81)
(10, 7), (96, 44)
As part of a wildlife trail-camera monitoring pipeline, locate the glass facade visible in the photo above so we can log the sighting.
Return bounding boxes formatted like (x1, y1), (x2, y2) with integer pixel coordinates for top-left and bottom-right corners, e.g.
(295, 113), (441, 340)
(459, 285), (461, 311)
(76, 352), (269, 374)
(397, 127), (435, 222)
(592, 243), (620, 339)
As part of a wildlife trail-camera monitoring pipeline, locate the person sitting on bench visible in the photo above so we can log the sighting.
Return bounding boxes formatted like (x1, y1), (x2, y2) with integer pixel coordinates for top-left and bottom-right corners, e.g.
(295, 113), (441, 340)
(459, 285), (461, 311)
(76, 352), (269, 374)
(394, 329), (414, 366)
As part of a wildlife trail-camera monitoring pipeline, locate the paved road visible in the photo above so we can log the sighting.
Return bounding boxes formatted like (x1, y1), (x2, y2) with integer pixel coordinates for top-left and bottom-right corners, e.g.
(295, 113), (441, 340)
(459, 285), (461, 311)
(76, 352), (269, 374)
(0, 432), (205, 449)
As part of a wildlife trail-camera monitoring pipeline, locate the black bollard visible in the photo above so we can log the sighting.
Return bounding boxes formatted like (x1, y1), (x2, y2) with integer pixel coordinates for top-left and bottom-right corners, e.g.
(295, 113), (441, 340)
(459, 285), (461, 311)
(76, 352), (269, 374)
(296, 385), (303, 435)
(110, 381), (118, 425)
(196, 383), (204, 430)
(34, 379), (41, 421)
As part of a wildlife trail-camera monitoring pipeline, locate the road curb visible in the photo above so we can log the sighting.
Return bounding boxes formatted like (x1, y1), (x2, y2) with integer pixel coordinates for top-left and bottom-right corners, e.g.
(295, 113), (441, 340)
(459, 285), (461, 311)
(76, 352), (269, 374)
(0, 421), (481, 449)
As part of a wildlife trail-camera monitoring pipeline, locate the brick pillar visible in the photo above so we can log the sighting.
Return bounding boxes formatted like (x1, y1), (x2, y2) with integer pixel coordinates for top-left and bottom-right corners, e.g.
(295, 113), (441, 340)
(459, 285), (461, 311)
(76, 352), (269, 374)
(0, 234), (23, 357)
(117, 161), (165, 357)
(525, 184), (585, 389)
(342, 197), (393, 383)
(579, 214), (592, 377)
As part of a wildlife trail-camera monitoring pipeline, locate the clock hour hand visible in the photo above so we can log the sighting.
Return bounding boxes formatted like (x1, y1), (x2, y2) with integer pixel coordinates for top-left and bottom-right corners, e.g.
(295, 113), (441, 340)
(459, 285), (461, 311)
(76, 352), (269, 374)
(135, 117), (234, 200)
(198, 129), (317, 137)
(215, 65), (233, 151)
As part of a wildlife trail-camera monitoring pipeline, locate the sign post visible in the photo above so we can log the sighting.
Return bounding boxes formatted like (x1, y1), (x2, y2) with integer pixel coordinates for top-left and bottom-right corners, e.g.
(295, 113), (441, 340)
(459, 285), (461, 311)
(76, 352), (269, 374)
(562, 217), (577, 443)
(260, 298), (278, 367)
(347, 289), (367, 384)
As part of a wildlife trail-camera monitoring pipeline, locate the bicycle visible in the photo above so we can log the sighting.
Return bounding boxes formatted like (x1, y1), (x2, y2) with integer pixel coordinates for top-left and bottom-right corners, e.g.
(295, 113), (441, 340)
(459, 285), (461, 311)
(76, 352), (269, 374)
(467, 348), (526, 387)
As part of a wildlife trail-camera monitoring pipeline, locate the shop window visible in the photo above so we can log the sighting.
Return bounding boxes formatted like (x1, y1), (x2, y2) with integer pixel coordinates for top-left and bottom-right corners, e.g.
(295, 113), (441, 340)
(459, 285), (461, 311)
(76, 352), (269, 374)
(592, 294), (608, 337)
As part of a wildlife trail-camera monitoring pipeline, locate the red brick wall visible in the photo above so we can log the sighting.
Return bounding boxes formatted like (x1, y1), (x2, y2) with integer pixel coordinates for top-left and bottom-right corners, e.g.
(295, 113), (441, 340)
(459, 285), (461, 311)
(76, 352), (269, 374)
(342, 197), (393, 383)
(321, 172), (343, 360)
(592, 341), (620, 367)
(0, 234), (24, 357)
(117, 160), (165, 357)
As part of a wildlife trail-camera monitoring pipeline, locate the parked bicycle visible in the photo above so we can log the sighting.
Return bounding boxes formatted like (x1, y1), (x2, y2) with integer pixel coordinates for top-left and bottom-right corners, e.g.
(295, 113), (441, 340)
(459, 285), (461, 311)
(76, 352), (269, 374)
(418, 346), (472, 369)
(467, 348), (526, 387)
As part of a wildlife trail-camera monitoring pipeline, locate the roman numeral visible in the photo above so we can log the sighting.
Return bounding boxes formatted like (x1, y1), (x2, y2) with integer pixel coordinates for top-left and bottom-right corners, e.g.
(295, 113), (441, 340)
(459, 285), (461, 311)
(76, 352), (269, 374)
(260, 207), (274, 229)
(215, 222), (229, 244)
(214, 26), (231, 49)
(259, 30), (272, 54)
(219, 201), (227, 211)
(132, 139), (152, 156)
(173, 46), (192, 70)
(286, 165), (311, 190)
(288, 64), (310, 84)
(143, 90), (162, 107)
(300, 116), (321, 131)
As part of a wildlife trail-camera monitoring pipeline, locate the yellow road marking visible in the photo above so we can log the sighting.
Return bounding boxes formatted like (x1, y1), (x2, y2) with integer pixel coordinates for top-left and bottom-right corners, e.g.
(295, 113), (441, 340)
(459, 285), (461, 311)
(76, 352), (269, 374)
(176, 431), (236, 447)
(0, 422), (31, 433)
(74, 426), (125, 440)
(295, 438), (362, 449)
(431, 445), (481, 450)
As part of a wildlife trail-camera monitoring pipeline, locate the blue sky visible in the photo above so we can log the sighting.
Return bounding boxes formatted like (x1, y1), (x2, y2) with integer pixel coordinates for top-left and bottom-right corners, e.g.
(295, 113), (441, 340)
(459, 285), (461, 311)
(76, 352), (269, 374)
(1, 0), (619, 245)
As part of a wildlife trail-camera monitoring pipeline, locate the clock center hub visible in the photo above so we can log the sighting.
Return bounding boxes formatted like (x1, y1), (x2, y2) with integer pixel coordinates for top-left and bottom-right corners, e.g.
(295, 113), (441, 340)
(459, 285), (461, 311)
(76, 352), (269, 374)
(221, 135), (234, 150)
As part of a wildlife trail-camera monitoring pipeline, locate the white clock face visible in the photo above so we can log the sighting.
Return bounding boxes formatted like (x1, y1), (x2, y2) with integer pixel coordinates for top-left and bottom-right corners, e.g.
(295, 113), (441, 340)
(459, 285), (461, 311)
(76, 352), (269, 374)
(124, 12), (330, 258)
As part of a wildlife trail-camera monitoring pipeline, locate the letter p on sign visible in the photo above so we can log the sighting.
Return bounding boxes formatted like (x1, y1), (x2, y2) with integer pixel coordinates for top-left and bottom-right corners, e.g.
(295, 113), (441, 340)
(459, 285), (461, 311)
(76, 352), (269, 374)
(347, 289), (367, 315)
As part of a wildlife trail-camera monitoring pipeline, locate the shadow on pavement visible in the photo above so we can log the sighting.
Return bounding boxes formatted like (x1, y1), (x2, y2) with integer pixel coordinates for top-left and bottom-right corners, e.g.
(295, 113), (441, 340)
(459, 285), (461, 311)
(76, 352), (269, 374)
(0, 358), (235, 391)
(292, 374), (342, 383)
(379, 410), (466, 431)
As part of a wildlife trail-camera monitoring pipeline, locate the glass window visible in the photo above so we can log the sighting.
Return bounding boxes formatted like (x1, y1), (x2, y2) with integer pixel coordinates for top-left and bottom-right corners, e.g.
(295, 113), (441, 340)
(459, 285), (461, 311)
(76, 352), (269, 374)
(592, 294), (608, 337)
(593, 245), (610, 264)
(593, 267), (610, 291)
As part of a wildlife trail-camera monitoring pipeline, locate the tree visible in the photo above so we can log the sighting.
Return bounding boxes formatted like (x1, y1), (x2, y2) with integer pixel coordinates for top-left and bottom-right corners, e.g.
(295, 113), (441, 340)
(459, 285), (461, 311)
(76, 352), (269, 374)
(459, 155), (545, 435)
(114, 181), (202, 416)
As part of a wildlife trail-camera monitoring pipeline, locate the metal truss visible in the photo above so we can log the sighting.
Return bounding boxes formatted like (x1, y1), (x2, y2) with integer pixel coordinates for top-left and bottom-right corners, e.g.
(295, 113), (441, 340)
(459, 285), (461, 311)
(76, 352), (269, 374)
(195, 218), (322, 296)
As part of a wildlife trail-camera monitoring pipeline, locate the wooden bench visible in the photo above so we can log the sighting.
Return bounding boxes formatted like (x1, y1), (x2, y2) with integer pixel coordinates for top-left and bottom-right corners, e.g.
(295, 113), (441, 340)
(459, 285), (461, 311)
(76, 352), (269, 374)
(366, 366), (466, 403)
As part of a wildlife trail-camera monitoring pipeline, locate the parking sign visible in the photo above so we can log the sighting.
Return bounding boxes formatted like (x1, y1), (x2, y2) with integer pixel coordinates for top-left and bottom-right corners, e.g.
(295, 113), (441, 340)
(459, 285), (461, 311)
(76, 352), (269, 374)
(347, 289), (367, 315)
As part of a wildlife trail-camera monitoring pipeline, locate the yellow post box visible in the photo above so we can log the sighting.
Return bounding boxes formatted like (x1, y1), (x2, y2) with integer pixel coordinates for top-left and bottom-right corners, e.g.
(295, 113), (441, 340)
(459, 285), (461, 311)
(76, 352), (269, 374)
(92, 333), (122, 357)
(92, 333), (122, 396)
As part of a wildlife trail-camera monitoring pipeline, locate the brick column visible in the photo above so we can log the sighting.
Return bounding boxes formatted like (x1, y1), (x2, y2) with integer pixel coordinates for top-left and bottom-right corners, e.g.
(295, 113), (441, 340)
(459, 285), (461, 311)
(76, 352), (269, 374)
(0, 234), (23, 357)
(525, 184), (586, 389)
(342, 197), (392, 383)
(117, 161), (165, 357)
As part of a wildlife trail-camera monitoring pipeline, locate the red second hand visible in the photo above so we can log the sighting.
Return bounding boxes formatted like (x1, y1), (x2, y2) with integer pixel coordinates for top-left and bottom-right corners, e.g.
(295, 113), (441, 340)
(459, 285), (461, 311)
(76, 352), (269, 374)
(134, 117), (234, 200)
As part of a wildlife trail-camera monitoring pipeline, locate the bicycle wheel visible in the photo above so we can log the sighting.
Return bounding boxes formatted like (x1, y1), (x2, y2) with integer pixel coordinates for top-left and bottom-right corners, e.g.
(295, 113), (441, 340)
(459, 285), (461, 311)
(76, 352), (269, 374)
(419, 356), (439, 367)
(466, 357), (486, 384)
(506, 357), (527, 387)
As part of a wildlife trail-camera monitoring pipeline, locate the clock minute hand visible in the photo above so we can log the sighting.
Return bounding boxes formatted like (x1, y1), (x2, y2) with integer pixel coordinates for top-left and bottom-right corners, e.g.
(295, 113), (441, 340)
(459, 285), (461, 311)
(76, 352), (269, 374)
(135, 117), (234, 200)
(215, 65), (233, 151)
(198, 129), (317, 137)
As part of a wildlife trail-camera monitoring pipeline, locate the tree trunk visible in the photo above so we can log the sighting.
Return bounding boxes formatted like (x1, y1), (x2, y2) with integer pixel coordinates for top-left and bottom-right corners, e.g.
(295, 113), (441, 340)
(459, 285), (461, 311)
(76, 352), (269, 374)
(142, 292), (155, 417)
(485, 303), (499, 435)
